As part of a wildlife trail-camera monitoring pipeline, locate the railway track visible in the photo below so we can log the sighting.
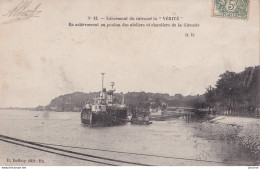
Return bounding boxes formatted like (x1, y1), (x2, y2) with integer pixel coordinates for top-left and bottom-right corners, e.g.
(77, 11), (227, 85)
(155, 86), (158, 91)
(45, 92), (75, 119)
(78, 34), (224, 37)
(0, 134), (151, 166)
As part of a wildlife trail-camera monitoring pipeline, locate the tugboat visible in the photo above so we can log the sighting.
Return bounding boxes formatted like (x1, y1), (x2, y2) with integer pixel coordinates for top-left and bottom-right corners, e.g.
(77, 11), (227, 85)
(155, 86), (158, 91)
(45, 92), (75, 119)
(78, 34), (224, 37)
(131, 109), (152, 125)
(81, 73), (128, 126)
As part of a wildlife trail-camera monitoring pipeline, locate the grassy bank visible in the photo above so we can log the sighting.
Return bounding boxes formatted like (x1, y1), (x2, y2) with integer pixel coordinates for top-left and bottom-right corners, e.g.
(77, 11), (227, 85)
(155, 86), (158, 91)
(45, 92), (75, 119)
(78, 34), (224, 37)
(193, 116), (260, 163)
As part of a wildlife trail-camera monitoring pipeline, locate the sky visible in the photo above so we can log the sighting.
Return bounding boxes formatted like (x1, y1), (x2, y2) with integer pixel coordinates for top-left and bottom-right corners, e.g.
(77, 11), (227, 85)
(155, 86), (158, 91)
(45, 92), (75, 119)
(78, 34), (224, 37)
(0, 0), (259, 107)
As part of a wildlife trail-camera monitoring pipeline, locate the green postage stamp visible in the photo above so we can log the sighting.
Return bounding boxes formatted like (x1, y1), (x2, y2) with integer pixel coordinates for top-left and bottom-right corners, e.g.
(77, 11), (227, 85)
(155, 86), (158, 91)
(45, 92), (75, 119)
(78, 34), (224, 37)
(212, 0), (249, 20)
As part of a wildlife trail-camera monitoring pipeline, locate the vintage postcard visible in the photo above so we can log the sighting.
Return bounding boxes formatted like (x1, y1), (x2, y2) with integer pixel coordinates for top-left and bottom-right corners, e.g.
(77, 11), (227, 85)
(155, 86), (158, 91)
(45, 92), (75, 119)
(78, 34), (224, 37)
(0, 0), (259, 167)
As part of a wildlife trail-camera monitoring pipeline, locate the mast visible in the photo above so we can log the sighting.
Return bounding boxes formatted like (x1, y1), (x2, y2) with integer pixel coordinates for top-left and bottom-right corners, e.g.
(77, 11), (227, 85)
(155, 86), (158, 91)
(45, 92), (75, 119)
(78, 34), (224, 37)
(101, 73), (105, 98)
(110, 82), (115, 103)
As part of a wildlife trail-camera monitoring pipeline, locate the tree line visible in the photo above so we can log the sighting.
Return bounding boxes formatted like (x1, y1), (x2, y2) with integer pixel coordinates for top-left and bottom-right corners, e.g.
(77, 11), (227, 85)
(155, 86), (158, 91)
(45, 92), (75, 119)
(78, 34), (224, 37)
(205, 66), (260, 117)
(38, 66), (259, 117)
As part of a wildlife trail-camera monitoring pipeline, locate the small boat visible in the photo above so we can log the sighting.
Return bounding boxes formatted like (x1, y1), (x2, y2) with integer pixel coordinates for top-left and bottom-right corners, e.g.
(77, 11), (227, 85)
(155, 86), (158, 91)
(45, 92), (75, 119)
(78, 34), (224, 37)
(131, 109), (152, 125)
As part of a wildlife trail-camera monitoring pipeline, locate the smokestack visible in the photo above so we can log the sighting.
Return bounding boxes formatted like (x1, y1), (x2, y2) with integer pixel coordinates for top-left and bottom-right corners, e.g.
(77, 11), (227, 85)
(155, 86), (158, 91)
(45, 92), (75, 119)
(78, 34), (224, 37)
(122, 97), (125, 105)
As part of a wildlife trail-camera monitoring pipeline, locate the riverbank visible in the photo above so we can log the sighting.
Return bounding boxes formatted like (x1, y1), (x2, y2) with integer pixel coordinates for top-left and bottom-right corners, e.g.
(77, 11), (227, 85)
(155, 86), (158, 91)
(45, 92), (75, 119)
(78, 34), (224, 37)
(193, 115), (260, 165)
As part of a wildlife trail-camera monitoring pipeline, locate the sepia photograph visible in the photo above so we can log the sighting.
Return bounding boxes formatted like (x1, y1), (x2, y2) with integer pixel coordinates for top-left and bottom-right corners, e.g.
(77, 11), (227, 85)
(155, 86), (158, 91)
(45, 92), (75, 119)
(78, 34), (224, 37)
(0, 0), (259, 167)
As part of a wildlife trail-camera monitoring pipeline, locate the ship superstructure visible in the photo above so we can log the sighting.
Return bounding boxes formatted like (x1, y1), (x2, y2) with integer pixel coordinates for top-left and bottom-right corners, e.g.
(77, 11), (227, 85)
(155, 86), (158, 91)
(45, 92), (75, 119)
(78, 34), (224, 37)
(81, 73), (127, 126)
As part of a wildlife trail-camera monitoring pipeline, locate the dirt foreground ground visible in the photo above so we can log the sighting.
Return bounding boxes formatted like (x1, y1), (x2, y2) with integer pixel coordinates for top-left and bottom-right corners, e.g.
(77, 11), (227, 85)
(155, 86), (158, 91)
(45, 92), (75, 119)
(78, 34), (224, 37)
(193, 115), (260, 165)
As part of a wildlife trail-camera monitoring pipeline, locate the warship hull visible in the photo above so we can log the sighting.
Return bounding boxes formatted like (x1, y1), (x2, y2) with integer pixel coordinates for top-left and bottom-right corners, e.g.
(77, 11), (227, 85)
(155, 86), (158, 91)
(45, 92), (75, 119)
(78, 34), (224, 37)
(81, 108), (128, 126)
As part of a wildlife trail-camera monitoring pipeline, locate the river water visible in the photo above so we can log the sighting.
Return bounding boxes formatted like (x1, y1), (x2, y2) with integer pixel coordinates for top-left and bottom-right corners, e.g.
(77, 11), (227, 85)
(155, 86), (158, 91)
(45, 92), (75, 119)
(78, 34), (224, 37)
(0, 110), (255, 166)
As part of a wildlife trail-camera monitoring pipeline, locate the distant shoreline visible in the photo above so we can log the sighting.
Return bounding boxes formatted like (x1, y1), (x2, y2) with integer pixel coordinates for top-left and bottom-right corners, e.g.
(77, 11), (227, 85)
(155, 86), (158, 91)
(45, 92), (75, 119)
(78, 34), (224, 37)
(0, 107), (36, 111)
